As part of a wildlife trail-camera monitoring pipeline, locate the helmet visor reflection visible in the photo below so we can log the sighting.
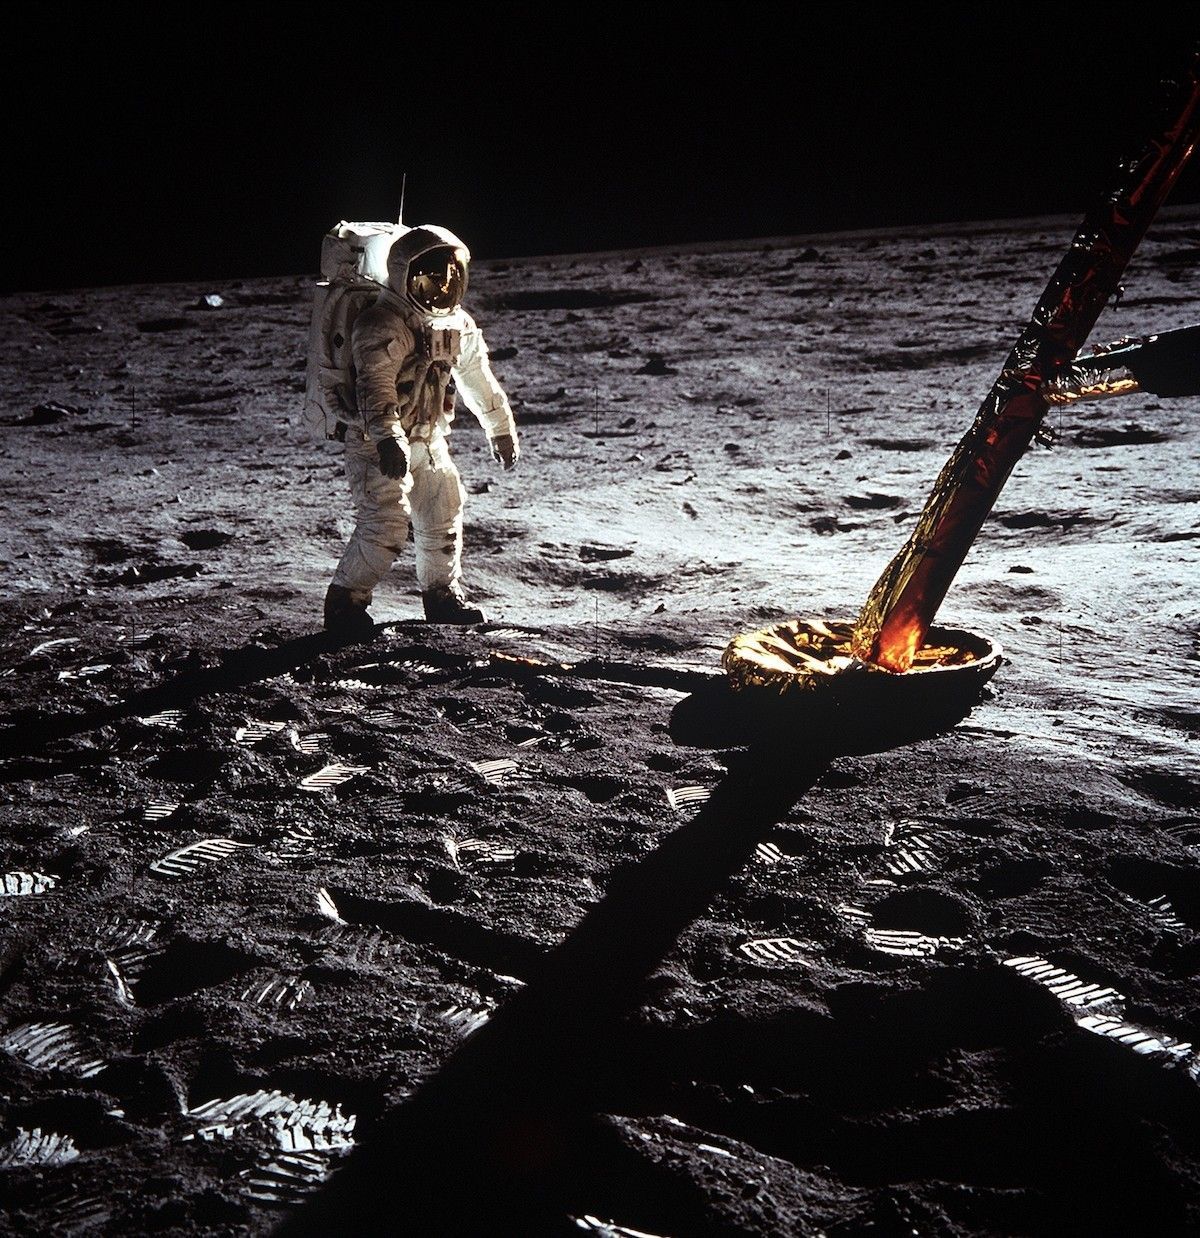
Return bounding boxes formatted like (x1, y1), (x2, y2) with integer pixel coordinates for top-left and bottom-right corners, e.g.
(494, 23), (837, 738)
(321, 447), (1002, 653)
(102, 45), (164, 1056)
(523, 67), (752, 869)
(407, 246), (468, 314)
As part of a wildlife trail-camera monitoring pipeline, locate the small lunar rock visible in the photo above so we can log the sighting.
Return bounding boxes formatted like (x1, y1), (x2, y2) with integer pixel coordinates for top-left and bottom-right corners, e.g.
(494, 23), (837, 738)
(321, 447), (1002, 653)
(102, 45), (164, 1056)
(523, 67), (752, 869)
(139, 709), (186, 727)
(1008, 564), (1035, 573)
(179, 528), (233, 550)
(845, 491), (902, 510)
(20, 402), (80, 425)
(149, 837), (253, 878)
(1, 871), (57, 896)
(636, 353), (676, 376)
(864, 437), (932, 451)
(199, 294), (225, 308)
(579, 545), (634, 562)
(666, 785), (711, 810)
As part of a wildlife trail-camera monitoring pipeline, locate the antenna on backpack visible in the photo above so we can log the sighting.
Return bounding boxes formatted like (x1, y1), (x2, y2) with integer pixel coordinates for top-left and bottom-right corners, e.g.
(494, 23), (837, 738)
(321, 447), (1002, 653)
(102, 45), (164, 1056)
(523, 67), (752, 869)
(398, 173), (407, 227)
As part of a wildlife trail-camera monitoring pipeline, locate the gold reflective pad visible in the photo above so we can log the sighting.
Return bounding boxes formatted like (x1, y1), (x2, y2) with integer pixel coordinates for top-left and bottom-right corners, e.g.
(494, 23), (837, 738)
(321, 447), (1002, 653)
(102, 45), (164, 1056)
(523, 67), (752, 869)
(723, 618), (984, 696)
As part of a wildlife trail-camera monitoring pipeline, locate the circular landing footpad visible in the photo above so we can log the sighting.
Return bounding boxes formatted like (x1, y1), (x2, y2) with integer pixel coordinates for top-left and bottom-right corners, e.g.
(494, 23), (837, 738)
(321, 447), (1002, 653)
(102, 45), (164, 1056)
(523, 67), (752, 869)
(673, 618), (1003, 751)
(723, 617), (1001, 696)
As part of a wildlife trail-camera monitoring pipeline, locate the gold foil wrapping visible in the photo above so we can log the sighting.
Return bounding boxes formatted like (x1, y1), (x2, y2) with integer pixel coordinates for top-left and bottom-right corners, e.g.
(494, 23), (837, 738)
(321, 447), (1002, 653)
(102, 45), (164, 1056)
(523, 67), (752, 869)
(1040, 366), (1140, 405)
(847, 60), (1200, 673)
(723, 618), (979, 696)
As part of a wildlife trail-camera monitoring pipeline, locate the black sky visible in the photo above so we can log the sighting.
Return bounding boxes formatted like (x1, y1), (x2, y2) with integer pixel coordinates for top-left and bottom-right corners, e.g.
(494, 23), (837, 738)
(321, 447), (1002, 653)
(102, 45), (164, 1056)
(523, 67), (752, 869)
(6, 4), (1199, 292)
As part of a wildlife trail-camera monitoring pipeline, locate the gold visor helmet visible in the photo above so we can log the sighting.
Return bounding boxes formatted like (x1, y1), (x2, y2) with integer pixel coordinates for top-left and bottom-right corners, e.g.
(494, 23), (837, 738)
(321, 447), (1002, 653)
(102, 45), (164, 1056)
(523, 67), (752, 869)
(406, 244), (468, 316)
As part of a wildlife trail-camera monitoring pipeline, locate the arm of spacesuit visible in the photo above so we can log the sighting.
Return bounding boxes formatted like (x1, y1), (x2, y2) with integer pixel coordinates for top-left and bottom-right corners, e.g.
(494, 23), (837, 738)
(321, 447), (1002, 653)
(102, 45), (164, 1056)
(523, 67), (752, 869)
(351, 308), (414, 447)
(453, 317), (518, 443)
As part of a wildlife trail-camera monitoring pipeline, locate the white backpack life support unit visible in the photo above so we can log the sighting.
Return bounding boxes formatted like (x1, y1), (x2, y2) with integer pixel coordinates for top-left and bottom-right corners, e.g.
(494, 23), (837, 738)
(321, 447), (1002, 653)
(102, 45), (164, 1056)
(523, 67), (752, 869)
(303, 221), (406, 440)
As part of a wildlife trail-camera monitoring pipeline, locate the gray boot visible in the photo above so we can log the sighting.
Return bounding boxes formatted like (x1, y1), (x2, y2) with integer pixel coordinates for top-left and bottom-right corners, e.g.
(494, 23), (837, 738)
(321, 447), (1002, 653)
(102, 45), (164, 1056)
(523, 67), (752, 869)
(324, 584), (376, 640)
(422, 583), (485, 625)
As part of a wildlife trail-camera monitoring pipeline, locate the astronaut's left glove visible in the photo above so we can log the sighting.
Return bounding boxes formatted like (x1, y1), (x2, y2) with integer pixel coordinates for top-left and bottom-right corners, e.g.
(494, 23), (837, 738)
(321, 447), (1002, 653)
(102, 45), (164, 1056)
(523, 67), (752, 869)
(490, 433), (519, 471)
(377, 436), (409, 480)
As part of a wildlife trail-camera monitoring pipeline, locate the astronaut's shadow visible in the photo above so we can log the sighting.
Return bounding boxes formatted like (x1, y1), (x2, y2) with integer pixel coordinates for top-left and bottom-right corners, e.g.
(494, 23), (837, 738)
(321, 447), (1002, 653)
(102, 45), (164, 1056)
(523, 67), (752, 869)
(281, 686), (984, 1237)
(0, 630), (341, 761)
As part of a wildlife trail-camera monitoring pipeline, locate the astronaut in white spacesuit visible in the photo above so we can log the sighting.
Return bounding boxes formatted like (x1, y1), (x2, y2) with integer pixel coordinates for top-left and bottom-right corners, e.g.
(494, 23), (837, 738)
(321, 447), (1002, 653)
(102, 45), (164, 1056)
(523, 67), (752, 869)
(324, 224), (518, 636)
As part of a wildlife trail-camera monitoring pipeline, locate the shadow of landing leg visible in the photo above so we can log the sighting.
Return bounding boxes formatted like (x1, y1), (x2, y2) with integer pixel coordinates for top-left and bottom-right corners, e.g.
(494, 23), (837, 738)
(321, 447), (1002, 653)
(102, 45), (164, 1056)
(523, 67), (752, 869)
(279, 743), (831, 1237)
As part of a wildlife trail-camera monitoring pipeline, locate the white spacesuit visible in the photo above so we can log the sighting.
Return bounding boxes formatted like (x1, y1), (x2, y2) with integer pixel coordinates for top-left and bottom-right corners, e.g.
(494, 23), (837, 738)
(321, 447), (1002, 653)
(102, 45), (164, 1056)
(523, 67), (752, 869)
(325, 224), (518, 635)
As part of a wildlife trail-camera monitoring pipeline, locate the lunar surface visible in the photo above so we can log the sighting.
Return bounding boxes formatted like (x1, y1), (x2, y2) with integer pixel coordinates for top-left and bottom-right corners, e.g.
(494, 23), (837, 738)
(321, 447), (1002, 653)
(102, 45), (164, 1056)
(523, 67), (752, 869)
(1, 205), (1198, 1236)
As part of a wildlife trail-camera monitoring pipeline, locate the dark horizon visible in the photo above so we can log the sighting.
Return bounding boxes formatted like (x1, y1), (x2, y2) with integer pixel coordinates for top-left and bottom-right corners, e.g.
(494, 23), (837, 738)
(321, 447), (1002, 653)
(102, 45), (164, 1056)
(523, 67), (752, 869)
(8, 4), (1199, 294)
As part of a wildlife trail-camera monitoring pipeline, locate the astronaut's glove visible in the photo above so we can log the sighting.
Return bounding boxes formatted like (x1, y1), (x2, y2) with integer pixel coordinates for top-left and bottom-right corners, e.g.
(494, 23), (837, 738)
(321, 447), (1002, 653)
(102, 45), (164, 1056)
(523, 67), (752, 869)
(490, 433), (519, 471)
(377, 436), (409, 480)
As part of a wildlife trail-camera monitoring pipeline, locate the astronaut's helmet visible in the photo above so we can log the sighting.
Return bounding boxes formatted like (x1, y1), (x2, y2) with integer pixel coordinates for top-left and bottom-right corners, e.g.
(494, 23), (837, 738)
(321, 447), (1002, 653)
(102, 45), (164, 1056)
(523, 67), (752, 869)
(386, 225), (470, 317)
(408, 245), (468, 315)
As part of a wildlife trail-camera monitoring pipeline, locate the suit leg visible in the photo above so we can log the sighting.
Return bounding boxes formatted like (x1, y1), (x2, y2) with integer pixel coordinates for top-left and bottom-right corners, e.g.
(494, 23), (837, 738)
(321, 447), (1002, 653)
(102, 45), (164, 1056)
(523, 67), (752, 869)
(330, 439), (411, 606)
(408, 440), (465, 593)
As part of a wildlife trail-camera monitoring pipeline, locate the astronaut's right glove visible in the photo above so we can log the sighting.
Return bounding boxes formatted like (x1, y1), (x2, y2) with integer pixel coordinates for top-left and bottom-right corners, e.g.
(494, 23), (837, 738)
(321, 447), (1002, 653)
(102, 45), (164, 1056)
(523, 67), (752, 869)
(377, 437), (409, 480)
(490, 433), (519, 471)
